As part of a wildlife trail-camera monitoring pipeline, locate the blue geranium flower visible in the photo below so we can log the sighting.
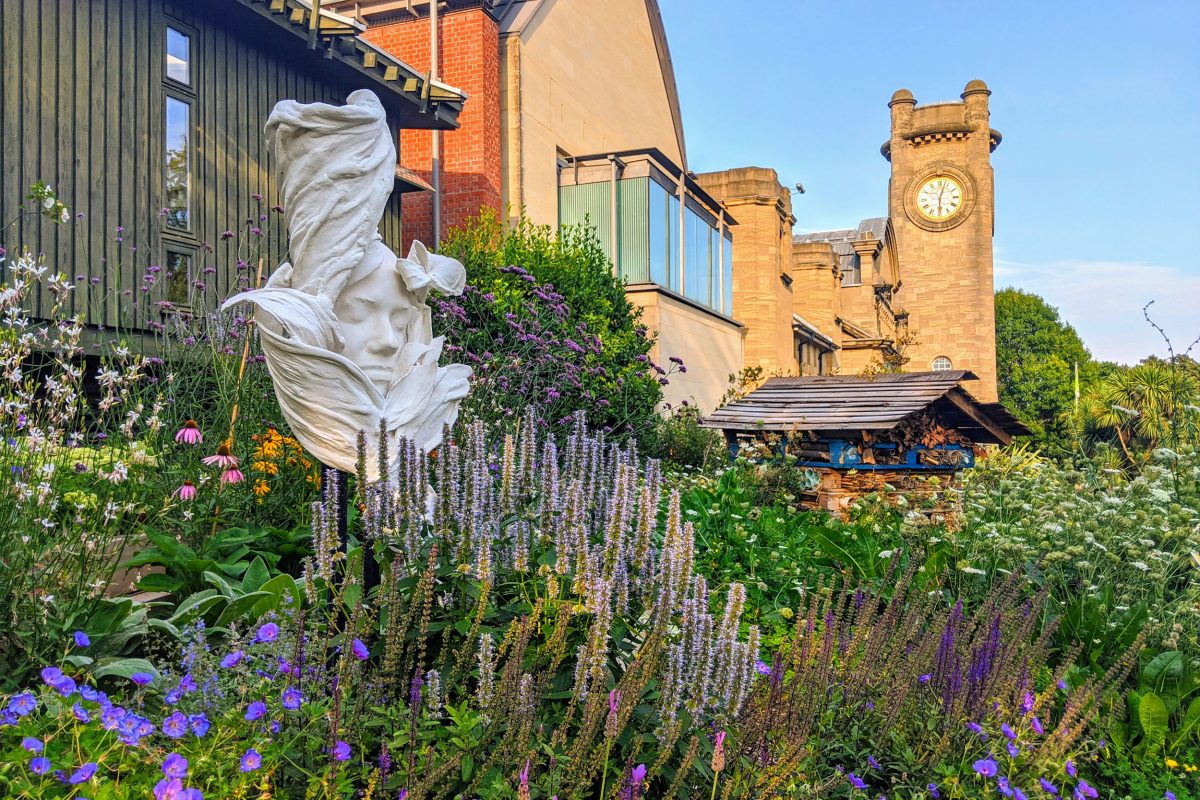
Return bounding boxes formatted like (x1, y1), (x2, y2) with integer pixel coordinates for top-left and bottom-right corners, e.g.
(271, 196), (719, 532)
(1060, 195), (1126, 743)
(240, 748), (262, 773)
(282, 688), (302, 710)
(69, 762), (98, 784)
(254, 623), (279, 643)
(351, 638), (369, 660)
(161, 711), (188, 738)
(162, 753), (188, 779)
(245, 701), (267, 721)
(973, 758), (998, 778)
(74, 631), (90, 648)
(332, 740), (351, 761)
(30, 756), (52, 775)
(220, 650), (244, 669)
(189, 713), (210, 738)
(73, 703), (90, 722)
(130, 672), (155, 686)
(8, 692), (37, 716)
(21, 736), (43, 753)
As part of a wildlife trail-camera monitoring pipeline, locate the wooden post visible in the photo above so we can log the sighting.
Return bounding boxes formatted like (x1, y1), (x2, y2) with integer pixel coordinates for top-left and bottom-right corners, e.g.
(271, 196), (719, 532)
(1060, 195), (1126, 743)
(320, 463), (381, 605)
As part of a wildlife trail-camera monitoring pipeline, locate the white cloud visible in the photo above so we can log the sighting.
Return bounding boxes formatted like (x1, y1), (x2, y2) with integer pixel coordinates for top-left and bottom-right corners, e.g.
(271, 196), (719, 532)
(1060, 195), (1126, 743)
(995, 259), (1200, 365)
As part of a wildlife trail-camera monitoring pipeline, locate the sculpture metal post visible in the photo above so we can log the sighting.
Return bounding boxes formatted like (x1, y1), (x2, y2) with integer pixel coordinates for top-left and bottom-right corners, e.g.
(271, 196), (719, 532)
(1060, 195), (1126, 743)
(224, 90), (471, 594)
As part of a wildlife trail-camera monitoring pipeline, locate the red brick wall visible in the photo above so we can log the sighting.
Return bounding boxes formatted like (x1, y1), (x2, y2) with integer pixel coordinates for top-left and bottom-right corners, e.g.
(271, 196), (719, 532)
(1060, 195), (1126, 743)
(364, 9), (502, 252)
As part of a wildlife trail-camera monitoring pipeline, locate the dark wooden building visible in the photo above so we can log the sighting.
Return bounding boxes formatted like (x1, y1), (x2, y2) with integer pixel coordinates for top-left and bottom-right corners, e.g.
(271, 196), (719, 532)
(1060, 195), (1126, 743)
(703, 371), (1029, 517)
(0, 0), (462, 329)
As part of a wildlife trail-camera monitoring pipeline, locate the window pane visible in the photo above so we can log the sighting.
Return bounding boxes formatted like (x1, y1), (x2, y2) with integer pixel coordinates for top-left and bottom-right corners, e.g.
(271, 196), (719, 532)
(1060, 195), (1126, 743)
(165, 97), (190, 230)
(667, 193), (680, 292)
(648, 181), (668, 286)
(683, 206), (710, 306)
(722, 234), (733, 315)
(165, 251), (192, 306)
(167, 28), (190, 85)
(842, 254), (861, 287)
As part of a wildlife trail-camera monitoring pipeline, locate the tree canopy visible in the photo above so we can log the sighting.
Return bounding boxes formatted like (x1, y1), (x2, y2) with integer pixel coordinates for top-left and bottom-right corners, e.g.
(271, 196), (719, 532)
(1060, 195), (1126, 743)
(994, 288), (1098, 441)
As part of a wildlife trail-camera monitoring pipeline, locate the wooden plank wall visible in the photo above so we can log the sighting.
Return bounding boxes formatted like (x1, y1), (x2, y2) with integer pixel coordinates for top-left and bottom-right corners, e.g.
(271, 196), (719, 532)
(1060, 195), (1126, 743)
(0, 0), (405, 329)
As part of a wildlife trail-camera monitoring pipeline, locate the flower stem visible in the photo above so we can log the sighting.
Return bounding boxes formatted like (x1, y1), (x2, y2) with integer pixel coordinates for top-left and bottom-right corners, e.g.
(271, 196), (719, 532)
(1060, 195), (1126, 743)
(599, 738), (613, 799)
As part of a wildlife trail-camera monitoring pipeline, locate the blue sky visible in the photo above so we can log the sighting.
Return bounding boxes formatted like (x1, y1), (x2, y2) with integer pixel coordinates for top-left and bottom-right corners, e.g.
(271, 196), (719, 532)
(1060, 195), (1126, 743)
(658, 0), (1200, 364)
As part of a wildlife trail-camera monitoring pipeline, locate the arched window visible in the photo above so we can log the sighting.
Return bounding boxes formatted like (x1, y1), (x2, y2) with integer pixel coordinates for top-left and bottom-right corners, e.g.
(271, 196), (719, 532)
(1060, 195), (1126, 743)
(932, 356), (953, 371)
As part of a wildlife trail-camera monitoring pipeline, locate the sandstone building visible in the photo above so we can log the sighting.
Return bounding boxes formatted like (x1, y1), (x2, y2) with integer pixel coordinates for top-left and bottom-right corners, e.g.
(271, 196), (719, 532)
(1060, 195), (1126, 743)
(328, 1), (1001, 407)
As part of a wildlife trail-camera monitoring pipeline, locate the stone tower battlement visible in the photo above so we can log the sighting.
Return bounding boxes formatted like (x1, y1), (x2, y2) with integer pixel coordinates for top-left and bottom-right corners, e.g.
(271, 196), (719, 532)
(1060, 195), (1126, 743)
(882, 81), (1001, 162)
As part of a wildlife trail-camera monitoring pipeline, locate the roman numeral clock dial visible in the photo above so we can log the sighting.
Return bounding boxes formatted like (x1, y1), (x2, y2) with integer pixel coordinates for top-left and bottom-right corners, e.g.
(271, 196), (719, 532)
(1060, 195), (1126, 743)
(916, 176), (963, 220)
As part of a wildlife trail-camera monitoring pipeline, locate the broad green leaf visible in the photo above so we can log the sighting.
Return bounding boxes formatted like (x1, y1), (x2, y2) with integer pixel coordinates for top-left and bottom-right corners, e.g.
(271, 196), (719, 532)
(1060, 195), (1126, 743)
(136, 573), (185, 594)
(216, 591), (276, 626)
(1142, 651), (1185, 691)
(242, 557), (270, 593)
(1171, 697), (1200, 751)
(1138, 691), (1170, 756)
(169, 592), (226, 626)
(93, 658), (159, 681)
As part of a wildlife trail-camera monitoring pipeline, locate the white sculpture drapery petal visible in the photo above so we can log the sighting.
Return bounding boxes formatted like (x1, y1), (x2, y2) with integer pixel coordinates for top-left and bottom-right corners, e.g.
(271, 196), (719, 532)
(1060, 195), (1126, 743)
(224, 90), (472, 481)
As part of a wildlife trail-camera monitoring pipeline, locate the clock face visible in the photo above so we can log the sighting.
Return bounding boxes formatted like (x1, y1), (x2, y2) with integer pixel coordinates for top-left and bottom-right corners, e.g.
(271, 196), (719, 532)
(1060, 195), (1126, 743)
(915, 176), (964, 221)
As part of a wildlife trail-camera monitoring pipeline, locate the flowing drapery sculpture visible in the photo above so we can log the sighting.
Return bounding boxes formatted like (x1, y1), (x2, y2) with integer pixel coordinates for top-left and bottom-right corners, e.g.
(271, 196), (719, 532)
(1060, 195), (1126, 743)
(224, 90), (471, 481)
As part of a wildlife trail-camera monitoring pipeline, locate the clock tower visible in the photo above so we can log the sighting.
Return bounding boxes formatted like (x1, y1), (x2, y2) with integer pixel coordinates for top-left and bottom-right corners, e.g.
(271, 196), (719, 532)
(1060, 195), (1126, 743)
(884, 80), (1001, 401)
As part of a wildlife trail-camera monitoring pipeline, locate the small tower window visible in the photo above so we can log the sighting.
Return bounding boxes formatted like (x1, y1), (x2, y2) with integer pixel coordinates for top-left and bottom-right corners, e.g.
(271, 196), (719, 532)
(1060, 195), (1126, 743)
(932, 356), (953, 371)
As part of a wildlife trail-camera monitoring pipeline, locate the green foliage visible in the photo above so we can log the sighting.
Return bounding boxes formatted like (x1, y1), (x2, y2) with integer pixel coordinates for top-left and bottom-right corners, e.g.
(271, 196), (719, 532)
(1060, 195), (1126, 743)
(994, 287), (1098, 442)
(435, 211), (663, 436)
(641, 404), (726, 472)
(125, 524), (311, 597)
(1079, 360), (1200, 462)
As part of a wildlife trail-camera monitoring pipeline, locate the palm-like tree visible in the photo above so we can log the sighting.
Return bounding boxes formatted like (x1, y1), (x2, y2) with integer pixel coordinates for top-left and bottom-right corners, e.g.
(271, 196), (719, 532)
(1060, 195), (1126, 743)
(1081, 362), (1198, 463)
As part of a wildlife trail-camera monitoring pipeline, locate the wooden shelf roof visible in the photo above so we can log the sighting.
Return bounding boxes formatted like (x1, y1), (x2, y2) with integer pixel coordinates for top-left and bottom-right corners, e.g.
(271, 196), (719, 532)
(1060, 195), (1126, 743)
(703, 371), (1030, 445)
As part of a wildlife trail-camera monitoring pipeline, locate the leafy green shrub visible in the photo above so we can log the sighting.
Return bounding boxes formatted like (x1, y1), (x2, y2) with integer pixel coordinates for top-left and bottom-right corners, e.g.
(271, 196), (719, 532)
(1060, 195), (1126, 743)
(641, 404), (726, 472)
(434, 212), (664, 437)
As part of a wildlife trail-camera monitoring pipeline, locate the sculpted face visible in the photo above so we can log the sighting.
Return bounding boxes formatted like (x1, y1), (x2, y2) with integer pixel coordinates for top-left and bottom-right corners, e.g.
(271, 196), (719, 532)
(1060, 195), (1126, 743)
(332, 263), (424, 391)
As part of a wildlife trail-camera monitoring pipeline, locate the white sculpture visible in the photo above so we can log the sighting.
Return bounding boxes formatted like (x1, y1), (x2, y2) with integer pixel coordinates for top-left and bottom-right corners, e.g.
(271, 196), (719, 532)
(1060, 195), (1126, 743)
(223, 90), (471, 481)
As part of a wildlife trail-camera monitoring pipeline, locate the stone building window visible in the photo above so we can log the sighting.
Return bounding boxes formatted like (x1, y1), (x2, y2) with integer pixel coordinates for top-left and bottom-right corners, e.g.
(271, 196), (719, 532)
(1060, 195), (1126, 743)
(932, 356), (953, 371)
(841, 255), (862, 287)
